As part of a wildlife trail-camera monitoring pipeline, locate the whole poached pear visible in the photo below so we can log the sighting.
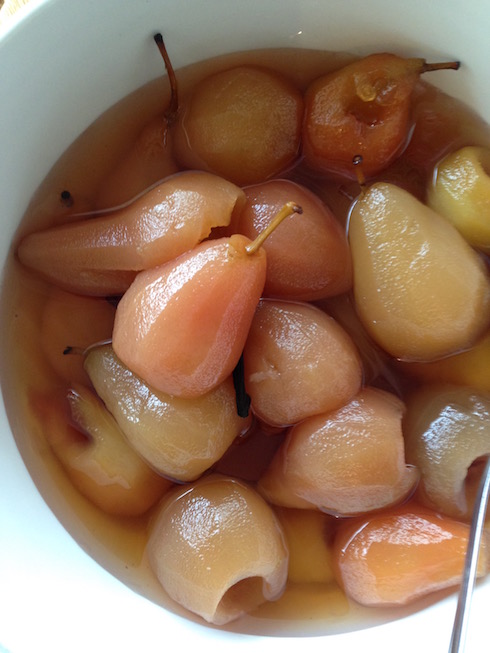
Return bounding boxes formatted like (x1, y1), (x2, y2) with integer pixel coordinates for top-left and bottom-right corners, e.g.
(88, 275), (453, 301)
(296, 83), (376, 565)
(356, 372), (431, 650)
(112, 203), (301, 397)
(348, 182), (490, 362)
(17, 171), (245, 296)
(303, 53), (459, 179)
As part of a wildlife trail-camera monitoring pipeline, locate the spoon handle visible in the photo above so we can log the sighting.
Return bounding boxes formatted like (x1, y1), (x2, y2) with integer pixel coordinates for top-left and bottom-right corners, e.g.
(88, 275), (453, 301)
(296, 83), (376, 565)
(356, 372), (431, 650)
(449, 455), (490, 653)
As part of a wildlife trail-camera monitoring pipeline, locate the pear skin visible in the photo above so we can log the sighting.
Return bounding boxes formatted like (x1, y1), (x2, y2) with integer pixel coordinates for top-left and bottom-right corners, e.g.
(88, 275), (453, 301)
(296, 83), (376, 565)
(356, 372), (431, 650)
(428, 146), (490, 253)
(349, 182), (490, 361)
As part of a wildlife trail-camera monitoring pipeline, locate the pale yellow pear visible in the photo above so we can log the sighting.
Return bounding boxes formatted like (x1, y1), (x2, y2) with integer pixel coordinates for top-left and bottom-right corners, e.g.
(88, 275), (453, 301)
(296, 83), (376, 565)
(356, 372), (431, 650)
(428, 146), (490, 252)
(84, 344), (250, 482)
(349, 182), (490, 361)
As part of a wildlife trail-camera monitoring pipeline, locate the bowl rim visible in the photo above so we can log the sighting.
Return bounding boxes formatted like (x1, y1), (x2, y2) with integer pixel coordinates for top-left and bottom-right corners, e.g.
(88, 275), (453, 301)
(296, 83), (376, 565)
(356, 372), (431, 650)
(1, 1), (490, 652)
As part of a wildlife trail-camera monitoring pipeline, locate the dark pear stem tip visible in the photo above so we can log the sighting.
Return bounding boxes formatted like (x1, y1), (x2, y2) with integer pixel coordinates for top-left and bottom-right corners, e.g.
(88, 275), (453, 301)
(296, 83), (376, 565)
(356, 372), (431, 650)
(422, 60), (461, 74)
(153, 32), (179, 123)
(63, 346), (85, 356)
(60, 190), (74, 208)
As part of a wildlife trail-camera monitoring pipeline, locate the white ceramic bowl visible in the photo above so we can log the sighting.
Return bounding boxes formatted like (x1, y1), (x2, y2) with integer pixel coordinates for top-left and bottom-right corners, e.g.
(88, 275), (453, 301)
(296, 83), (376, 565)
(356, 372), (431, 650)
(1, 1), (489, 652)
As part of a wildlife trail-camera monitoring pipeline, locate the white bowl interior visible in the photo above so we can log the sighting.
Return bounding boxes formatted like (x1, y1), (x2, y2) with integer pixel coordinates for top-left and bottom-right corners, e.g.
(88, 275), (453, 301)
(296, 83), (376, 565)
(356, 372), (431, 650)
(1, 0), (489, 651)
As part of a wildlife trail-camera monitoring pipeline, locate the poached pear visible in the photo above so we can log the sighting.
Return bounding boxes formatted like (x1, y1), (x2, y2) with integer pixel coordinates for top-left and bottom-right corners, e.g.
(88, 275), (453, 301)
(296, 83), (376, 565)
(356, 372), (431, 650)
(348, 182), (490, 361)
(17, 170), (245, 296)
(428, 145), (490, 253)
(84, 344), (250, 482)
(112, 203), (301, 397)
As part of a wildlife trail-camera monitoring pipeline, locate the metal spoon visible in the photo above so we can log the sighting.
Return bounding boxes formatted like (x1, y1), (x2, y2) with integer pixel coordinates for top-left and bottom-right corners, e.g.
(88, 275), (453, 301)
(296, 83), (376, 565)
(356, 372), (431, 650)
(449, 455), (490, 652)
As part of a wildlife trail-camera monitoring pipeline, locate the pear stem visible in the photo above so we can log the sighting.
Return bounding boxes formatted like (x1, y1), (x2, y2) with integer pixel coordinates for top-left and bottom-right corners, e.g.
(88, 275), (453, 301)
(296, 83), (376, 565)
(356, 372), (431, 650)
(154, 33), (179, 124)
(421, 60), (460, 74)
(60, 190), (74, 208)
(245, 202), (303, 256)
(63, 346), (85, 357)
(352, 154), (367, 189)
(63, 339), (112, 358)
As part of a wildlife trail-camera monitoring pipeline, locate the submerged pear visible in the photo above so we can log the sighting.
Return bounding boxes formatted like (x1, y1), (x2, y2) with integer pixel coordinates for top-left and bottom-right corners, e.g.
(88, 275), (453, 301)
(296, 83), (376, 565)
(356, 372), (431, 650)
(348, 182), (490, 361)
(84, 345), (250, 482)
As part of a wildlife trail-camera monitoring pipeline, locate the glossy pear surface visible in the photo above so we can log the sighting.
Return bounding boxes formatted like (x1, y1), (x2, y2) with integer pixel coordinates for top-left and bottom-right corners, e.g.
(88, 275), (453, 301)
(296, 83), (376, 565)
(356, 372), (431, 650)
(304, 54), (427, 179)
(112, 234), (266, 397)
(18, 171), (245, 295)
(349, 182), (490, 361)
(84, 345), (250, 482)
(428, 146), (490, 252)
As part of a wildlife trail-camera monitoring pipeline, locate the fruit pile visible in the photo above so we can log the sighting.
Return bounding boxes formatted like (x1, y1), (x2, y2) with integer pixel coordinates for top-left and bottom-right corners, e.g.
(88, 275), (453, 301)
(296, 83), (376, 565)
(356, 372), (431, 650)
(15, 43), (490, 626)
